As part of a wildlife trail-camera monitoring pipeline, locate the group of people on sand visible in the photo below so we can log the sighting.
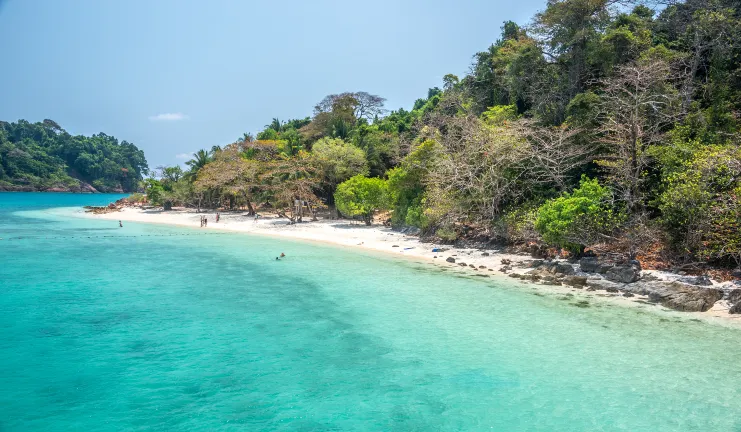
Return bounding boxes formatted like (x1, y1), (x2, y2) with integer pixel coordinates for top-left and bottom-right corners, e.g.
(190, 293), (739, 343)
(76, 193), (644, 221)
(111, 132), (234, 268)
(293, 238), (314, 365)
(200, 213), (221, 228)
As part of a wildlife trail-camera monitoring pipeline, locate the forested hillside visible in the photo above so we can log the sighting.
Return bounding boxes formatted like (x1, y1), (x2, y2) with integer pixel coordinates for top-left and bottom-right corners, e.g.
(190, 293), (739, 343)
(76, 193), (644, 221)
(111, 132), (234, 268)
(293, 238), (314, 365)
(145, 0), (741, 269)
(0, 119), (148, 192)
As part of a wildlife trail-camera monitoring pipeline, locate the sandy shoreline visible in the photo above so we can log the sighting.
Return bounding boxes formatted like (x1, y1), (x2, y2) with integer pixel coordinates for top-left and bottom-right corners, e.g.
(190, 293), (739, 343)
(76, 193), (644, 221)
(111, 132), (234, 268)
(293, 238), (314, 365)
(79, 206), (741, 327)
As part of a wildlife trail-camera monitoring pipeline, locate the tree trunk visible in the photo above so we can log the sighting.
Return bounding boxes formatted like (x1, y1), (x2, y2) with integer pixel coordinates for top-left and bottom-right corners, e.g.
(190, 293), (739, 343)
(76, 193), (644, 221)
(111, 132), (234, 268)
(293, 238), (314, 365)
(245, 200), (255, 216)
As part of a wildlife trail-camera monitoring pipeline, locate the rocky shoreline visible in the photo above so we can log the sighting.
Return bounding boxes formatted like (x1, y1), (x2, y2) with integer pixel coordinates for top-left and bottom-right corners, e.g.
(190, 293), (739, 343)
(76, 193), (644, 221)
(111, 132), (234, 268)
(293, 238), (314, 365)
(501, 257), (740, 314)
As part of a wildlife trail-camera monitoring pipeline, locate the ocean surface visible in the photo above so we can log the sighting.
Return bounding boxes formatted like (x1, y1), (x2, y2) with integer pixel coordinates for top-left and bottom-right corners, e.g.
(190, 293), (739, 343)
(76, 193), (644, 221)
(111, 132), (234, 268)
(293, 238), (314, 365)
(1, 192), (741, 431)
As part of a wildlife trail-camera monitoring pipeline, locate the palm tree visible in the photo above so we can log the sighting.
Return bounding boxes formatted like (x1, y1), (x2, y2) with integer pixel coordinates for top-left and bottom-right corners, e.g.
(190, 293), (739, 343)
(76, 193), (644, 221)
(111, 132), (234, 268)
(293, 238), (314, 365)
(185, 149), (211, 182)
(267, 118), (282, 132)
(241, 132), (254, 142)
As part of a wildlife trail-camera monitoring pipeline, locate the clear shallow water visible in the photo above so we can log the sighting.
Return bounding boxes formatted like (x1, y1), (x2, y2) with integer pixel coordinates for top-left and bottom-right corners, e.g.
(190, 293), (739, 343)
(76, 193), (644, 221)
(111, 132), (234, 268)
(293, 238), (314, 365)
(1, 193), (740, 431)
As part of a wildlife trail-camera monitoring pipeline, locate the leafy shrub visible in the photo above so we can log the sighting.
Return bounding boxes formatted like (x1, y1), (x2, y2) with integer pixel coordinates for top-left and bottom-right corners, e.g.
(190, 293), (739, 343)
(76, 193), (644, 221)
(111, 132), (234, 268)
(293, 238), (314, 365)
(493, 205), (540, 244)
(386, 140), (439, 229)
(435, 227), (458, 242)
(335, 175), (390, 225)
(535, 176), (620, 255)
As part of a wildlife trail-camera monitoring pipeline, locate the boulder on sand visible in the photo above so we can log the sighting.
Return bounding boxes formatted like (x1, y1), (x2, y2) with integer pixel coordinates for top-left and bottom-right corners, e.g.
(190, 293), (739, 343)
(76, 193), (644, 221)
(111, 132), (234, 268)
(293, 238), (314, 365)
(648, 282), (723, 312)
(529, 261), (575, 277)
(579, 257), (600, 273)
(605, 264), (641, 284)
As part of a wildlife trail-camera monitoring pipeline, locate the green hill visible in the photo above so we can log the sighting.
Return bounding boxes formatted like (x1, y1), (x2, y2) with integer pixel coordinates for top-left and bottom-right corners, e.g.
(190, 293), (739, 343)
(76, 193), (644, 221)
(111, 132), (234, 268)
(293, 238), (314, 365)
(0, 119), (148, 192)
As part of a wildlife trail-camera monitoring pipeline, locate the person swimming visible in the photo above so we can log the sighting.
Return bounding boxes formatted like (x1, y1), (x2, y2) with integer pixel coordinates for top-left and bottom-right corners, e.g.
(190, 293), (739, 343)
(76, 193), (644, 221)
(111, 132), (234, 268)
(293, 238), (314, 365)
(119, 220), (123, 228)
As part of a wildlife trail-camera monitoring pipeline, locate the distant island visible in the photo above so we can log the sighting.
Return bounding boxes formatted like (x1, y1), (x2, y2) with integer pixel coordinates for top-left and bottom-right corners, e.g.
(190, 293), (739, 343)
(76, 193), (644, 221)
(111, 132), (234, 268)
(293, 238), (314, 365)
(0, 119), (148, 193)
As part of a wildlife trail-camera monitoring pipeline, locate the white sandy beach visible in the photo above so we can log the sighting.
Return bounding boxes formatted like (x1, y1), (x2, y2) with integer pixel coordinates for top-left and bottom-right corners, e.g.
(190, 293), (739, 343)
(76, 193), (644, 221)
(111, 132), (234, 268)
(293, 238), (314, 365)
(83, 206), (740, 324)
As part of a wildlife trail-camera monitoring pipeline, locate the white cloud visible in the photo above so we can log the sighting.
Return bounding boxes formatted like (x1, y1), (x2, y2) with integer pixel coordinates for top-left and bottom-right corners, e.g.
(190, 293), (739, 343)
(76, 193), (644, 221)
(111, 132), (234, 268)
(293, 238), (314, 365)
(149, 112), (189, 122)
(175, 152), (194, 160)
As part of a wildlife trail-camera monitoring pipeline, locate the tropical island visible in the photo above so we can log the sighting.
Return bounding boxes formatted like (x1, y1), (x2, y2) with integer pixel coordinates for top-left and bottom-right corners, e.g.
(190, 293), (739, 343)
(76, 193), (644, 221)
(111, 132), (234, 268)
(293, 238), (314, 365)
(0, 119), (148, 192)
(27, 0), (741, 313)
(5, 1), (741, 429)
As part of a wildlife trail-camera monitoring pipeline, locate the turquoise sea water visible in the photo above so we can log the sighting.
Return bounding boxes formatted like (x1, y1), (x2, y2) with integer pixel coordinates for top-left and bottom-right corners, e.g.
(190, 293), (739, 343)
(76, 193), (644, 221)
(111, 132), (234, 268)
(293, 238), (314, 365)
(1, 193), (741, 431)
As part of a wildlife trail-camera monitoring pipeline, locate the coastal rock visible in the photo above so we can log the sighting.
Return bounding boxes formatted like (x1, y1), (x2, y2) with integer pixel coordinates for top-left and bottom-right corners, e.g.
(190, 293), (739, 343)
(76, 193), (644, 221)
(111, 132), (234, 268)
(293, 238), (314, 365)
(529, 244), (549, 259)
(482, 252), (490, 256)
(518, 259), (544, 268)
(726, 289), (741, 304)
(647, 282), (723, 312)
(587, 280), (621, 293)
(541, 276), (562, 286)
(563, 275), (588, 287)
(579, 257), (600, 273)
(730, 302), (741, 314)
(726, 289), (741, 314)
(529, 261), (575, 277)
(501, 258), (512, 265)
(605, 264), (640, 284)
(446, 257), (456, 263)
(678, 275), (713, 286)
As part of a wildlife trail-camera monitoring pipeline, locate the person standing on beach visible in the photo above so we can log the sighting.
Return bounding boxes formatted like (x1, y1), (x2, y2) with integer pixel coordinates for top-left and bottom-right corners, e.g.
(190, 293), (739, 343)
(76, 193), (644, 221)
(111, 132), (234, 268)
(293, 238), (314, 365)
(200, 216), (203, 227)
(204, 217), (208, 227)
(216, 212), (220, 223)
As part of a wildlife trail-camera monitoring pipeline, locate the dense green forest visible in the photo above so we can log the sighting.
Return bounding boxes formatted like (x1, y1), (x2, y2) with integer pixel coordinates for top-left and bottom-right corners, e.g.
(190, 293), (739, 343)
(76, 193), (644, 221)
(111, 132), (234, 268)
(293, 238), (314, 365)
(146, 0), (741, 269)
(0, 119), (148, 192)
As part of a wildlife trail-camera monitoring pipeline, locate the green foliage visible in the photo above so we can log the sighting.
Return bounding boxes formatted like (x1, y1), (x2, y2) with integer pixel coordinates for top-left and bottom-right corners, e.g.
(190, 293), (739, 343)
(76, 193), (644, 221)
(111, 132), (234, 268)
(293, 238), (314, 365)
(334, 175), (390, 225)
(387, 140), (439, 228)
(127, 193), (146, 203)
(658, 145), (741, 265)
(481, 105), (517, 126)
(494, 205), (540, 244)
(0, 119), (147, 192)
(143, 178), (165, 205)
(312, 137), (368, 202)
(435, 227), (458, 242)
(535, 176), (620, 254)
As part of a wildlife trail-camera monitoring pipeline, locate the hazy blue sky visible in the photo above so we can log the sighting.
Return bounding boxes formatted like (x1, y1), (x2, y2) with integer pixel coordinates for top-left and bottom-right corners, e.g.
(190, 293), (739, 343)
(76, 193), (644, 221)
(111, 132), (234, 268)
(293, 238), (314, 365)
(0, 0), (544, 168)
